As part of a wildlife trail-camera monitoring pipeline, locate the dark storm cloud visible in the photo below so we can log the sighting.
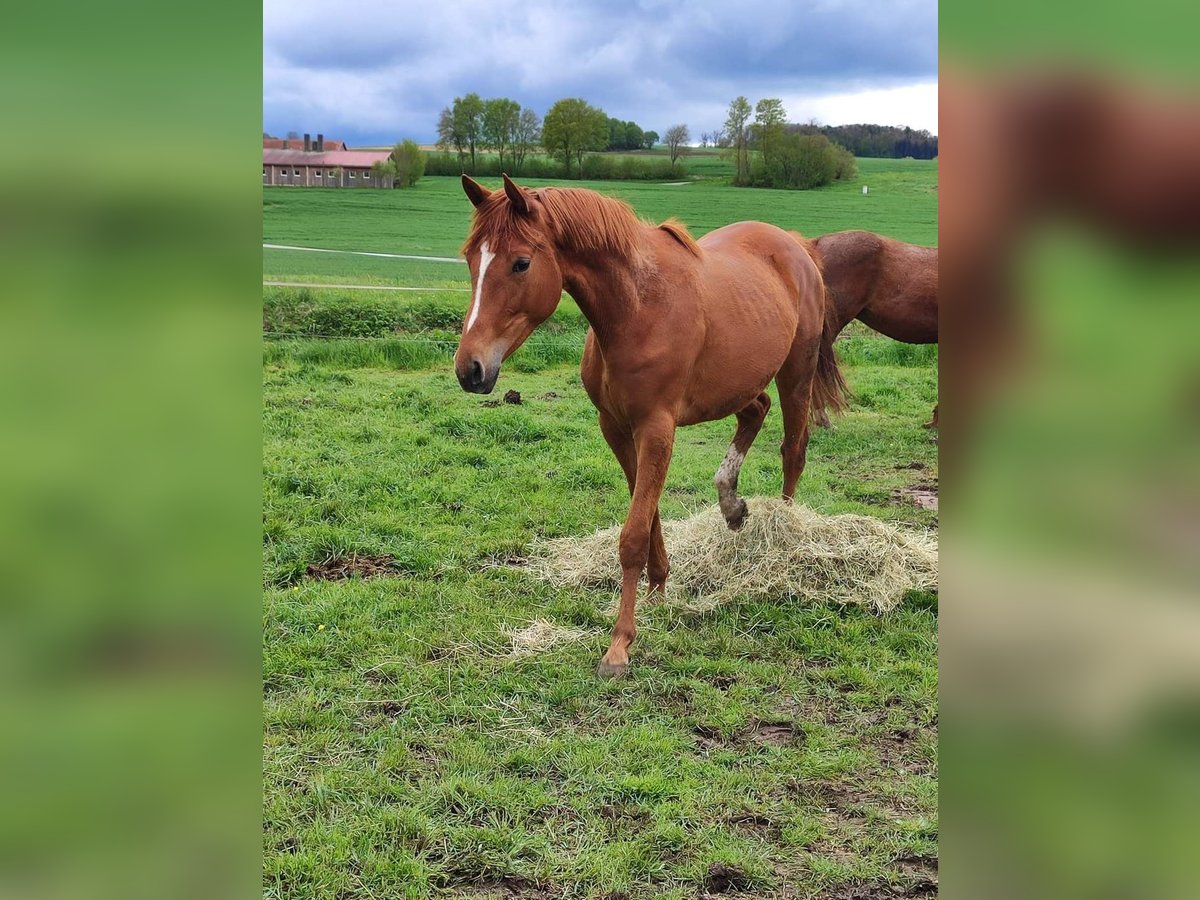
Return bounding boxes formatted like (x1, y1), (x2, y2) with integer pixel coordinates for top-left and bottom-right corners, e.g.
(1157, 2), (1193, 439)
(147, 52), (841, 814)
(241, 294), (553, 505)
(263, 0), (937, 145)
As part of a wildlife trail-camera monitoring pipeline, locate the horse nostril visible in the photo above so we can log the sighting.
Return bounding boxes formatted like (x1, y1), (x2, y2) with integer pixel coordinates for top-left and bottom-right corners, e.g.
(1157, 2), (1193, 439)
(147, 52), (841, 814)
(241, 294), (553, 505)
(471, 359), (484, 386)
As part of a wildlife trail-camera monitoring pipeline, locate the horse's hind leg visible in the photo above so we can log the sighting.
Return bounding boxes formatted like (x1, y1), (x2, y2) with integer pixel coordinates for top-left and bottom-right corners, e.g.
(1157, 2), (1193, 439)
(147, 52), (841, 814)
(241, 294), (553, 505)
(775, 338), (820, 500)
(715, 392), (771, 530)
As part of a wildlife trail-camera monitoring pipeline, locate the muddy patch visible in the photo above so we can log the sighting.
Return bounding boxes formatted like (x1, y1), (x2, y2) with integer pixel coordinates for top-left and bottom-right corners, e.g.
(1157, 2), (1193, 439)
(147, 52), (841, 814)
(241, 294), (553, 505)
(727, 809), (781, 840)
(446, 875), (552, 899)
(893, 484), (938, 511)
(818, 881), (937, 899)
(693, 718), (805, 751)
(305, 553), (401, 581)
(747, 719), (804, 745)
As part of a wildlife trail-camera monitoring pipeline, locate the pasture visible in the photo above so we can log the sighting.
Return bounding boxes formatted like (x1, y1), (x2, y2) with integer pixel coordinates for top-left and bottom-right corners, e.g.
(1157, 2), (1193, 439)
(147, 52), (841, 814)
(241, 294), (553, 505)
(263, 160), (938, 898)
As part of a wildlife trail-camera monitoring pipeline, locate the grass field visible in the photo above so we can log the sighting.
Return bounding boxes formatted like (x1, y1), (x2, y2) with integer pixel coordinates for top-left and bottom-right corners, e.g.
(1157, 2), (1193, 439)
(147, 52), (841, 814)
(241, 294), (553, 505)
(263, 160), (938, 898)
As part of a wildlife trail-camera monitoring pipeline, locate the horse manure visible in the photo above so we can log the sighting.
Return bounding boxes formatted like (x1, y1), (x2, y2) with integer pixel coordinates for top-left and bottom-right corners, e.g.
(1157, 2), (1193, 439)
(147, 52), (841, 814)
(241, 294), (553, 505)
(703, 862), (751, 894)
(504, 389), (522, 404)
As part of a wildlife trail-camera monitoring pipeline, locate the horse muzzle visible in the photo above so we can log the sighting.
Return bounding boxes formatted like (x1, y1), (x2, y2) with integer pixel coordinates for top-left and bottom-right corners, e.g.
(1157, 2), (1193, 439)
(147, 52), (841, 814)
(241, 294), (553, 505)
(455, 355), (500, 394)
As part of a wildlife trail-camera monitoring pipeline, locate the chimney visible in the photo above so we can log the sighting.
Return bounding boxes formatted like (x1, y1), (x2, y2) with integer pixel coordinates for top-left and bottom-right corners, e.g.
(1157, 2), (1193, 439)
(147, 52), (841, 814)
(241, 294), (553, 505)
(303, 133), (311, 152)
(317, 133), (324, 152)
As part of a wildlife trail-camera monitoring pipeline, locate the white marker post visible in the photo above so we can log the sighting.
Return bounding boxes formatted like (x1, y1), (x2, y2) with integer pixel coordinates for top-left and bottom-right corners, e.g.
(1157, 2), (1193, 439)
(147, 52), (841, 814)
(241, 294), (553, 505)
(862, 185), (869, 195)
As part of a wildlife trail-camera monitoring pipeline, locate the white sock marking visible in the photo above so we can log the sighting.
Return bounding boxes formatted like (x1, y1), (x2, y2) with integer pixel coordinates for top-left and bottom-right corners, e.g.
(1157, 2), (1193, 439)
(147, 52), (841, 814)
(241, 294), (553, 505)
(465, 241), (494, 333)
(715, 445), (746, 520)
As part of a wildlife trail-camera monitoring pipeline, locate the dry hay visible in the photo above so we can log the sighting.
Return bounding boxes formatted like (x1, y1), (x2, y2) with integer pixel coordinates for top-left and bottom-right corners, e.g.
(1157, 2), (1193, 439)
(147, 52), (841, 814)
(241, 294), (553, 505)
(504, 619), (591, 658)
(529, 498), (937, 614)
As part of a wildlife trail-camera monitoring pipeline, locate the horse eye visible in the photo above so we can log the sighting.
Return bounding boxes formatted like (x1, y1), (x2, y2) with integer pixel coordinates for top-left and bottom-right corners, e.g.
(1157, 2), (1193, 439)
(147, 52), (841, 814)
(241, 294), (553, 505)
(512, 258), (531, 273)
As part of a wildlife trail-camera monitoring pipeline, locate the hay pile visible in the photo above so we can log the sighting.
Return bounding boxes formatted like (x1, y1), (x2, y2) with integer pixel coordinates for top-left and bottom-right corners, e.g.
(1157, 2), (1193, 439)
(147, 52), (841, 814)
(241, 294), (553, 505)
(529, 498), (937, 614)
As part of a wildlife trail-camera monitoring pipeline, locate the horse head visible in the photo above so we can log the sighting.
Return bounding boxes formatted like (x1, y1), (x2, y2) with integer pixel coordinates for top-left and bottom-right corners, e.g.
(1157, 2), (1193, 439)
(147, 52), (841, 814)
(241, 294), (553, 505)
(454, 174), (564, 394)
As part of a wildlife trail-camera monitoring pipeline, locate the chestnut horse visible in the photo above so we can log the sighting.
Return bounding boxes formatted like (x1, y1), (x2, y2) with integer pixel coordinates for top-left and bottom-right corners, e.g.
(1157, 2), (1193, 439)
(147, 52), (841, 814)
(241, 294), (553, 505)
(454, 175), (845, 676)
(812, 230), (938, 428)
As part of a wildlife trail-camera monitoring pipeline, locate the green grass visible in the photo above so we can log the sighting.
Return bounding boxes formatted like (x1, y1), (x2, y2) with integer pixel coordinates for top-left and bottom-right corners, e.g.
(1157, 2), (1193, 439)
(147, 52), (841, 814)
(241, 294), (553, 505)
(263, 158), (937, 288)
(263, 159), (938, 898)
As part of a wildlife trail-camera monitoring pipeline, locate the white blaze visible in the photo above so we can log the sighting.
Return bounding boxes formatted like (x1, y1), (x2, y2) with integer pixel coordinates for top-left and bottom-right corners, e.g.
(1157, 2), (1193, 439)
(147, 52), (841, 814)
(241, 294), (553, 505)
(465, 241), (494, 333)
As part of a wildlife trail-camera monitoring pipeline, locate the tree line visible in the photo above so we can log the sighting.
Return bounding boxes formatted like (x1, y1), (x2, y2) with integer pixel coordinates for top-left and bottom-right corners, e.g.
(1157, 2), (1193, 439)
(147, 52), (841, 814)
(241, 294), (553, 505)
(436, 94), (681, 179)
(430, 91), (931, 189)
(792, 122), (938, 160)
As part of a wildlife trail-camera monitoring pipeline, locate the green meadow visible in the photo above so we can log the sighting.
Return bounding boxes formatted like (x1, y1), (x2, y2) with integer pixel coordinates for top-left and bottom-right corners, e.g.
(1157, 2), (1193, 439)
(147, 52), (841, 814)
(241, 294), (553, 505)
(263, 159), (938, 898)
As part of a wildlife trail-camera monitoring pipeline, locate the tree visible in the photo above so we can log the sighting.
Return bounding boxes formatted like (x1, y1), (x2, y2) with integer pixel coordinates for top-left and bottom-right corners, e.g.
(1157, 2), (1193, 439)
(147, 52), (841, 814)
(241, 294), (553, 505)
(286, 130), (300, 141)
(542, 98), (608, 178)
(641, 130), (659, 150)
(436, 106), (465, 166)
(623, 121), (644, 151)
(512, 107), (542, 174)
(452, 93), (485, 171)
(482, 98), (521, 170)
(664, 123), (691, 165)
(753, 98), (787, 168)
(392, 139), (426, 187)
(723, 96), (753, 183)
(606, 117), (624, 150)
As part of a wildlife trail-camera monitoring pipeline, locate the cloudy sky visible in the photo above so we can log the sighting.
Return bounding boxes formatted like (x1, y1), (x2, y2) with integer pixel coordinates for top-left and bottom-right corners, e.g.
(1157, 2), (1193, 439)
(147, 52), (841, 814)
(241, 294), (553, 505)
(263, 0), (937, 146)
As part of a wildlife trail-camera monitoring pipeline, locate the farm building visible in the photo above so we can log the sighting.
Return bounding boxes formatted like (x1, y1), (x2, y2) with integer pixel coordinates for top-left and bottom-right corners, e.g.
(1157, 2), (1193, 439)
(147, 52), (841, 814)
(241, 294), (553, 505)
(264, 135), (346, 151)
(263, 133), (393, 188)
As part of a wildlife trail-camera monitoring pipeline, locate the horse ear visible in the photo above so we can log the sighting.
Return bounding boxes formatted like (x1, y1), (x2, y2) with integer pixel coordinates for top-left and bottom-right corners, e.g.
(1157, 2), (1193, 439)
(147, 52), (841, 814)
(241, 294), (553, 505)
(502, 173), (529, 215)
(461, 175), (490, 208)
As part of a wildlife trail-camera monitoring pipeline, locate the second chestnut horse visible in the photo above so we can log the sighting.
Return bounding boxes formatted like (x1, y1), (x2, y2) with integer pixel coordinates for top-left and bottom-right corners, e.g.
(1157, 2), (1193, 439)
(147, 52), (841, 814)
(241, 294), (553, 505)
(454, 175), (845, 676)
(812, 230), (938, 427)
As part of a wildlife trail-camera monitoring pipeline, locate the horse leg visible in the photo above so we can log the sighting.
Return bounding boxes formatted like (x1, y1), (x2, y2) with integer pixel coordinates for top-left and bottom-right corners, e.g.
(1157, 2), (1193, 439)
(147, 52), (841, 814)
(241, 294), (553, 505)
(598, 413), (675, 677)
(776, 339), (820, 500)
(599, 413), (669, 599)
(715, 392), (771, 530)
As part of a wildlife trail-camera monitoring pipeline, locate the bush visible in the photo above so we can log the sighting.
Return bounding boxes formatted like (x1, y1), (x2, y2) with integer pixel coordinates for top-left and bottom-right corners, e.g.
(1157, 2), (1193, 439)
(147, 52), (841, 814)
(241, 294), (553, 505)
(749, 133), (854, 190)
(392, 139), (426, 187)
(425, 152), (564, 178)
(579, 154), (685, 180)
(832, 143), (857, 181)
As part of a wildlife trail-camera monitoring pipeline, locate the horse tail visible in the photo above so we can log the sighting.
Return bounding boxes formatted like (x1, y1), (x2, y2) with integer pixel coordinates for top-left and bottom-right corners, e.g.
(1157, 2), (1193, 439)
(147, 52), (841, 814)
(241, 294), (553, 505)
(812, 283), (850, 422)
(792, 232), (849, 423)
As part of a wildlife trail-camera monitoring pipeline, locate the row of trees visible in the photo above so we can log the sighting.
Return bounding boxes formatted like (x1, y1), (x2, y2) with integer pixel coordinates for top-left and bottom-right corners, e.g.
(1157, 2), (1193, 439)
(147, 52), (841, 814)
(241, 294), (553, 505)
(794, 123), (938, 159)
(437, 94), (542, 174)
(606, 117), (657, 151)
(437, 94), (679, 178)
(432, 92), (923, 189)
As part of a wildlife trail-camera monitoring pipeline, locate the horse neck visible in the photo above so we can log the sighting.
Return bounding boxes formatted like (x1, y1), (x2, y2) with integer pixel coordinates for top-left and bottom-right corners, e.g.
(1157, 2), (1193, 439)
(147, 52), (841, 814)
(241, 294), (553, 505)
(557, 242), (648, 347)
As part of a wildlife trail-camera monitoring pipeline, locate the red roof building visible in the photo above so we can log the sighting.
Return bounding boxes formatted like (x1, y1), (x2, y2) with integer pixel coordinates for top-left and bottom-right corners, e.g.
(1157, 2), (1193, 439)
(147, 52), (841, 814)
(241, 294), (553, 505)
(263, 134), (394, 188)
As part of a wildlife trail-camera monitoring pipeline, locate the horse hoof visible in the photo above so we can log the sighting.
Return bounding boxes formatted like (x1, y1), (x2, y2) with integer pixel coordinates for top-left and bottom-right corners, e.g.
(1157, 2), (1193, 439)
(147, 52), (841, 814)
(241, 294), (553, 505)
(725, 499), (749, 531)
(596, 659), (629, 679)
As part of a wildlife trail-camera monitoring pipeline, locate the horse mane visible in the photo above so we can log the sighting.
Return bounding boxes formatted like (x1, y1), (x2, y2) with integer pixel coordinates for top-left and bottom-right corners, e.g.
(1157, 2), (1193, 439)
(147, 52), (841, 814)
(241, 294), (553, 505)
(658, 218), (702, 256)
(463, 186), (701, 260)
